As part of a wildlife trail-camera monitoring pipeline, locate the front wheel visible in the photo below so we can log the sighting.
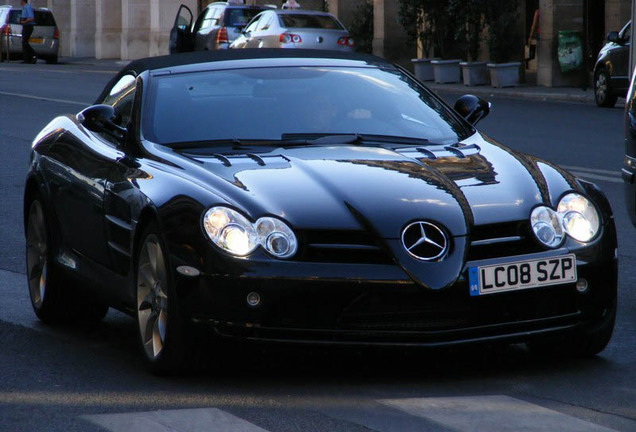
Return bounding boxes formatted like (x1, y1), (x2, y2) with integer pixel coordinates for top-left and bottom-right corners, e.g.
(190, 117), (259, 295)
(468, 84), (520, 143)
(135, 225), (198, 374)
(594, 69), (618, 108)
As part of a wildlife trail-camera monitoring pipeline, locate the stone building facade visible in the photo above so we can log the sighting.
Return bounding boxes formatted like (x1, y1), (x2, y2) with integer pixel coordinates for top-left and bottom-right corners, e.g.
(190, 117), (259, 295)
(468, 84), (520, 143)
(6, 0), (633, 87)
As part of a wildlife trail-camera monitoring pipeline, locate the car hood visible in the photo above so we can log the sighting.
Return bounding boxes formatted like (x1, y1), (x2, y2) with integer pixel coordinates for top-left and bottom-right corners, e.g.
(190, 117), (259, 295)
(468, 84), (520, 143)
(167, 132), (578, 288)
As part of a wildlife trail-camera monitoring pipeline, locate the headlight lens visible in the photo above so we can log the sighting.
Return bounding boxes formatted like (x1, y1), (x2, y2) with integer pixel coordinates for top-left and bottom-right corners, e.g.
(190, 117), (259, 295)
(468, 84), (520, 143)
(531, 206), (564, 248)
(256, 217), (298, 258)
(203, 207), (297, 258)
(203, 207), (257, 256)
(557, 193), (599, 242)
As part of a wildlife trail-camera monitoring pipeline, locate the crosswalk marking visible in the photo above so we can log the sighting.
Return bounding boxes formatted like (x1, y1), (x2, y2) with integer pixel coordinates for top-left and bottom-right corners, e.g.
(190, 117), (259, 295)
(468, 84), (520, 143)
(380, 396), (618, 432)
(84, 408), (270, 432)
(559, 165), (623, 184)
(83, 396), (622, 432)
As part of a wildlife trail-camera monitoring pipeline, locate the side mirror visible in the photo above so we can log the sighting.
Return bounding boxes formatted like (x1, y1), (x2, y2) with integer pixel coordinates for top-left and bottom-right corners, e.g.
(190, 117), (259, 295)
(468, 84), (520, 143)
(607, 31), (621, 43)
(454, 94), (491, 125)
(77, 104), (127, 141)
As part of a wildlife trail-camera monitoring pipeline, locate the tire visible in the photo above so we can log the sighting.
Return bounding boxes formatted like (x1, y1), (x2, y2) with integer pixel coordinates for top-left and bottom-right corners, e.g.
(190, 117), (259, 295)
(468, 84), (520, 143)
(135, 224), (198, 375)
(26, 196), (109, 323)
(528, 298), (616, 358)
(594, 69), (618, 108)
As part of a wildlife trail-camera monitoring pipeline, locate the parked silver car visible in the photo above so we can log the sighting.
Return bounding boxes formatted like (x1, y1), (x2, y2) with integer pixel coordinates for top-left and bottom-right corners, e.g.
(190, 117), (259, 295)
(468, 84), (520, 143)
(230, 9), (354, 51)
(169, 2), (272, 53)
(0, 5), (60, 64)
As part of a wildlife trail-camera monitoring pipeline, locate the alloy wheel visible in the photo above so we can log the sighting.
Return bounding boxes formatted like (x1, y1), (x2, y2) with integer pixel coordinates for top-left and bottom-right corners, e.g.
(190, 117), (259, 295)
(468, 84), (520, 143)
(26, 200), (48, 310)
(137, 234), (169, 360)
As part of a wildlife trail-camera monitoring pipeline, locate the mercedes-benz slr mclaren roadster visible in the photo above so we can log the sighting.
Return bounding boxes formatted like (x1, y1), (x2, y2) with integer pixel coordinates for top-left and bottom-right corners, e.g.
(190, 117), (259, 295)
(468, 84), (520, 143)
(24, 49), (618, 374)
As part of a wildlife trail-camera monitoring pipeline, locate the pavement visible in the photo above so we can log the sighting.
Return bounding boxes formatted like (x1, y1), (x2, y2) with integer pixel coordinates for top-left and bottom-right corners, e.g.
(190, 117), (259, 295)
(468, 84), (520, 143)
(1, 56), (623, 106)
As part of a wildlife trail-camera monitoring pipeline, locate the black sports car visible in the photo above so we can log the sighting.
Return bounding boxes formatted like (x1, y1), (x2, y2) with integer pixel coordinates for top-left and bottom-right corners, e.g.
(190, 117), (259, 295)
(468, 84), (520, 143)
(24, 49), (618, 374)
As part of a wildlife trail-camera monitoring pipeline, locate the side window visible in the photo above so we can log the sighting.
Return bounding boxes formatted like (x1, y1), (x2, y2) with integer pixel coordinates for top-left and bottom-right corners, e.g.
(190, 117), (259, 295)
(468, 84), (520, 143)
(256, 14), (273, 31)
(623, 23), (631, 43)
(199, 6), (220, 30)
(100, 74), (137, 143)
(244, 14), (262, 33)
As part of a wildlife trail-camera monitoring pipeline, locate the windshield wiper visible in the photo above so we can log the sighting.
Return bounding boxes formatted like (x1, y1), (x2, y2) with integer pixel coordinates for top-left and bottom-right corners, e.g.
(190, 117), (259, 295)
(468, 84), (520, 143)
(280, 133), (431, 146)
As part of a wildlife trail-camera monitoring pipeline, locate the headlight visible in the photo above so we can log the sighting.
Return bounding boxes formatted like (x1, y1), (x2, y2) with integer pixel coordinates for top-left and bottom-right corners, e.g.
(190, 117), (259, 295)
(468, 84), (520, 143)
(203, 207), (297, 258)
(256, 217), (298, 258)
(531, 206), (564, 248)
(557, 193), (600, 242)
(203, 207), (257, 256)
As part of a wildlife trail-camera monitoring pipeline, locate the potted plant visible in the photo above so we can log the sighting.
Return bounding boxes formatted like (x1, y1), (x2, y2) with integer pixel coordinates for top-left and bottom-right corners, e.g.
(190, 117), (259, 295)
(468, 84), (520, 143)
(454, 0), (489, 86)
(400, 0), (460, 83)
(484, 0), (522, 87)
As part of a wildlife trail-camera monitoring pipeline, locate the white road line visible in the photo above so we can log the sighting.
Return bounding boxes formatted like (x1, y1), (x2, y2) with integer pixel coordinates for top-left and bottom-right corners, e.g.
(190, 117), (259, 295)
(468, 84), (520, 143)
(567, 171), (623, 183)
(0, 90), (88, 106)
(84, 408), (271, 432)
(560, 165), (621, 177)
(380, 396), (618, 432)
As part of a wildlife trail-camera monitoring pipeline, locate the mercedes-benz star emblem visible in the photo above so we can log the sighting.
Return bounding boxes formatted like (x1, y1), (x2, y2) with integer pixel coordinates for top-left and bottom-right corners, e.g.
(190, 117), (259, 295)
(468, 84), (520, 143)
(401, 221), (448, 261)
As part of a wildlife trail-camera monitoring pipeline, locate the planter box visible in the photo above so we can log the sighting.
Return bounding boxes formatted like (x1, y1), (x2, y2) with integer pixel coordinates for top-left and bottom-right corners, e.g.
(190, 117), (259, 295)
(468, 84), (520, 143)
(411, 58), (437, 82)
(460, 61), (489, 86)
(431, 59), (461, 84)
(487, 62), (521, 88)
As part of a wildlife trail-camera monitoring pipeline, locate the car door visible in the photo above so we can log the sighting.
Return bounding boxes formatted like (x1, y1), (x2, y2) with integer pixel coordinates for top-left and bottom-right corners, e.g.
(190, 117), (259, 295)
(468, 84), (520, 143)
(253, 12), (276, 48)
(42, 75), (137, 268)
(609, 21), (631, 91)
(169, 4), (194, 54)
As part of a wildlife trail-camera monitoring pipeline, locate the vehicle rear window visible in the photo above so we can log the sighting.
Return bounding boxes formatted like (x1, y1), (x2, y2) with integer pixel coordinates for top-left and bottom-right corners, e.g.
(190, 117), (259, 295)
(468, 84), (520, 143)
(8, 10), (56, 26)
(279, 14), (343, 30)
(223, 8), (263, 27)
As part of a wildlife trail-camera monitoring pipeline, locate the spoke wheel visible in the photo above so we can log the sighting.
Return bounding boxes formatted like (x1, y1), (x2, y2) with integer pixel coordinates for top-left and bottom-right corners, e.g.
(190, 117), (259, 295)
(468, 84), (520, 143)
(135, 226), (198, 375)
(594, 69), (618, 108)
(137, 234), (170, 360)
(26, 199), (49, 314)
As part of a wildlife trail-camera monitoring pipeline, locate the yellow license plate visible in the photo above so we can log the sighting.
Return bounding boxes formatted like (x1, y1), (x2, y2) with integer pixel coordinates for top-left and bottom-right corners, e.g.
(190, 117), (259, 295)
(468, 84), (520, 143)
(29, 38), (43, 44)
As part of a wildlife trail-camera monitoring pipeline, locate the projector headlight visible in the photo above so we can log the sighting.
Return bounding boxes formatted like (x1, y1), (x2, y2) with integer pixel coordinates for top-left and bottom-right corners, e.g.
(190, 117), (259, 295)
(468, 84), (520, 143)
(531, 206), (564, 248)
(203, 207), (257, 256)
(203, 207), (297, 258)
(557, 193), (600, 242)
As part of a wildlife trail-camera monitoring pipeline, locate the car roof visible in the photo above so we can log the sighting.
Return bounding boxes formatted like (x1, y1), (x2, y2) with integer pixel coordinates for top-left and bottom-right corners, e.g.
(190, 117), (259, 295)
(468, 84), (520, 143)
(206, 1), (273, 9)
(96, 49), (394, 103)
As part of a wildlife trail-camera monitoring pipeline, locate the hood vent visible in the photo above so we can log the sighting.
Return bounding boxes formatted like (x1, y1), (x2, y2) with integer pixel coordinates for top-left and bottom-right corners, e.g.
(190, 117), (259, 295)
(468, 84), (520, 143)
(400, 143), (481, 160)
(200, 153), (291, 167)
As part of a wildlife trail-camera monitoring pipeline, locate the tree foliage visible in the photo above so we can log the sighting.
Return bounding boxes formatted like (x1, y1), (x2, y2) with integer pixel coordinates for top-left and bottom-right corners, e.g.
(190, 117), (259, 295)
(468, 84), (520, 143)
(347, 0), (373, 54)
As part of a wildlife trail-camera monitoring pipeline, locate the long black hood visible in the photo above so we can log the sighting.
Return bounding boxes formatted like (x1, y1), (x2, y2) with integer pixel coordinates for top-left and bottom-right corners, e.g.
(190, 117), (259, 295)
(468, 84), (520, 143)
(165, 132), (578, 289)
(175, 132), (576, 238)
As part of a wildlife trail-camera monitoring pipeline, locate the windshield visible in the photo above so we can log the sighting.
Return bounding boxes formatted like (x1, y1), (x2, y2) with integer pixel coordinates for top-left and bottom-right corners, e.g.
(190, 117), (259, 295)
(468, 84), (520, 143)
(143, 66), (472, 146)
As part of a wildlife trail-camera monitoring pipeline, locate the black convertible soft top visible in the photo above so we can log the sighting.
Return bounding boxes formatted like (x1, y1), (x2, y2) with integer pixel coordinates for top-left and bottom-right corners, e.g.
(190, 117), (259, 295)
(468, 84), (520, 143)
(95, 49), (390, 103)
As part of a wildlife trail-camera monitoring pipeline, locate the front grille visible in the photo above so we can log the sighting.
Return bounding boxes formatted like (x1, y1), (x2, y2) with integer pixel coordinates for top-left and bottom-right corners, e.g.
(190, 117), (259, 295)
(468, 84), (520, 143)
(297, 230), (393, 264)
(337, 287), (579, 333)
(468, 221), (544, 261)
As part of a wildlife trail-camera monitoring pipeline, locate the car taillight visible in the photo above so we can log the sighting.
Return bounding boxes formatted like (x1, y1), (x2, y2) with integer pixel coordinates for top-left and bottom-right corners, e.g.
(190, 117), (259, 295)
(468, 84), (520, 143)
(280, 33), (302, 44)
(1, 24), (10, 36)
(216, 27), (228, 44)
(53, 27), (59, 39)
(337, 37), (354, 47)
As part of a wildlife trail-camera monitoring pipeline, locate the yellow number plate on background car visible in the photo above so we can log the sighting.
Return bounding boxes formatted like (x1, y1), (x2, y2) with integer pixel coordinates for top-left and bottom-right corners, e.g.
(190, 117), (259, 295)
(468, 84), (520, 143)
(468, 254), (576, 296)
(29, 38), (43, 44)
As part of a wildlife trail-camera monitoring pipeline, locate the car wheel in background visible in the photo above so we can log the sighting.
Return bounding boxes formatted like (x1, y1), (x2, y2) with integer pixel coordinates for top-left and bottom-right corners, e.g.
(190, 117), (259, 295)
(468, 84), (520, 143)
(135, 224), (198, 375)
(594, 68), (618, 107)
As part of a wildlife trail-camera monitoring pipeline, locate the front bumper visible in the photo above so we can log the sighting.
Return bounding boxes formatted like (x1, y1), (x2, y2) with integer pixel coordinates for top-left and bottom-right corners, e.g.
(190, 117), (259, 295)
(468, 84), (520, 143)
(177, 247), (617, 348)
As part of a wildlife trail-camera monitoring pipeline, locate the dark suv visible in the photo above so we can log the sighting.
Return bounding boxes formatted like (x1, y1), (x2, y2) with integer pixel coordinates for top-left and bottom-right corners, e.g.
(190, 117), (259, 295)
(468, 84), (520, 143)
(593, 21), (631, 108)
(169, 2), (272, 53)
(0, 5), (60, 63)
